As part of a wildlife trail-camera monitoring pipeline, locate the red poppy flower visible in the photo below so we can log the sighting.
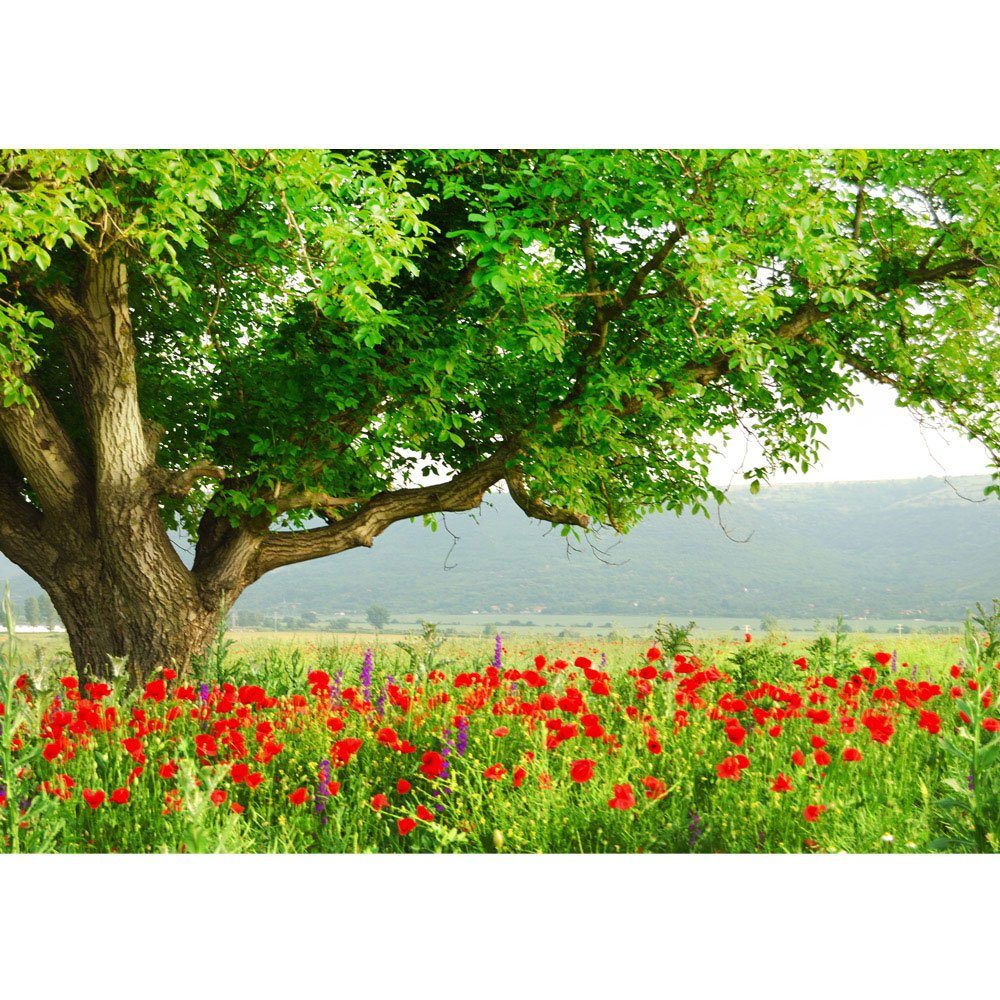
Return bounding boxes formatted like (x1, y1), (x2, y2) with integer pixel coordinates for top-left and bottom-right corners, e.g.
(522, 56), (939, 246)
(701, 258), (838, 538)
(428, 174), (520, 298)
(158, 761), (178, 780)
(646, 647), (662, 662)
(230, 762), (249, 783)
(397, 817), (417, 836)
(768, 724), (782, 738)
(211, 789), (227, 807)
(861, 711), (894, 744)
(716, 756), (743, 781)
(416, 805), (434, 822)
(483, 764), (506, 781)
(230, 803), (245, 814)
(791, 749), (806, 767)
(492, 726), (510, 737)
(397, 779), (411, 795)
(874, 652), (892, 667)
(983, 718), (1000, 733)
(725, 723), (747, 747)
(570, 759), (596, 783)
(245, 771), (264, 789)
(842, 747), (862, 762)
(813, 749), (831, 767)
(513, 766), (528, 788)
(771, 773), (793, 793)
(371, 793), (389, 811)
(810, 735), (827, 750)
(288, 787), (308, 806)
(82, 788), (105, 810)
(143, 679), (166, 703)
(804, 804), (827, 822)
(608, 784), (636, 810)
(419, 751), (446, 779)
(642, 776), (668, 800)
(793, 656), (808, 670)
(110, 787), (130, 805)
(919, 710), (942, 735)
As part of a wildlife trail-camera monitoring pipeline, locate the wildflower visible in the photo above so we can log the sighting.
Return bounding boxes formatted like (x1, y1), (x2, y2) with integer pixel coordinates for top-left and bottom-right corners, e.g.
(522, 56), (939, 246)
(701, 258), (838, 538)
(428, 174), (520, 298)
(843, 747), (862, 762)
(416, 805), (434, 822)
(483, 764), (506, 781)
(420, 750), (446, 779)
(316, 759), (332, 823)
(716, 756), (745, 781)
(804, 804), (827, 823)
(371, 794), (389, 811)
(771, 773), (793, 793)
(608, 784), (636, 810)
(688, 811), (703, 848)
(642, 776), (668, 800)
(110, 788), (130, 805)
(570, 759), (596, 783)
(493, 634), (503, 670)
(880, 833), (894, 844)
(397, 779), (411, 795)
(288, 787), (308, 806)
(210, 789), (227, 807)
(361, 648), (374, 703)
(513, 766), (527, 788)
(82, 788), (105, 810)
(918, 711), (941, 735)
(397, 817), (417, 836)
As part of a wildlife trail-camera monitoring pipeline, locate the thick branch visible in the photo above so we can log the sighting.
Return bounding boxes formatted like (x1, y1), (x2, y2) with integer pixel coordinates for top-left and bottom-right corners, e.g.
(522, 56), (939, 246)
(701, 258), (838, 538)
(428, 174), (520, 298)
(506, 466), (590, 527)
(256, 449), (512, 574)
(36, 256), (152, 495)
(0, 368), (90, 516)
(0, 459), (58, 580)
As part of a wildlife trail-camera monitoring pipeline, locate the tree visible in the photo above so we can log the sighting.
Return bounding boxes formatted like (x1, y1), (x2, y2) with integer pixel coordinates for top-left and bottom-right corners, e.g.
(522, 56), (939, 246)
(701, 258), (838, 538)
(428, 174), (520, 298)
(366, 605), (391, 632)
(0, 149), (998, 682)
(38, 592), (57, 630)
(22, 595), (39, 627)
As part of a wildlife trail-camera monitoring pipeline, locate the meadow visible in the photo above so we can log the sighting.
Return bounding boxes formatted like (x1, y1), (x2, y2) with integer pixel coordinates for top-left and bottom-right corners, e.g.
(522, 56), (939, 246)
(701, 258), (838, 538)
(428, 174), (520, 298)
(2, 606), (998, 854)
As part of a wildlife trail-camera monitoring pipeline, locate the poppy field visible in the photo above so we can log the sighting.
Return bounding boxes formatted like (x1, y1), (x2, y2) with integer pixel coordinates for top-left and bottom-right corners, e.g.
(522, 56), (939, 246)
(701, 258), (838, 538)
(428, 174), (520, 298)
(2, 602), (999, 854)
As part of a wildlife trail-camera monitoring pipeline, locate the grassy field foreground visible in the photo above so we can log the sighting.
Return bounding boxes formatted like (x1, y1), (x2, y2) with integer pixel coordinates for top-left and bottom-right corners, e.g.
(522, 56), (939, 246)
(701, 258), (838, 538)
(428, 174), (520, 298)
(1, 614), (999, 853)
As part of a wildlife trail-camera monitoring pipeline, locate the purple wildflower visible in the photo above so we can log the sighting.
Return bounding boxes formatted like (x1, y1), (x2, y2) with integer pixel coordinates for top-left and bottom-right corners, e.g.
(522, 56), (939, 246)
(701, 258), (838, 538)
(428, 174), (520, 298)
(376, 675), (395, 716)
(360, 648), (374, 703)
(330, 668), (344, 705)
(600, 652), (607, 670)
(199, 682), (210, 704)
(456, 717), (469, 757)
(315, 758), (331, 825)
(890, 650), (898, 673)
(493, 634), (503, 670)
(688, 811), (703, 849)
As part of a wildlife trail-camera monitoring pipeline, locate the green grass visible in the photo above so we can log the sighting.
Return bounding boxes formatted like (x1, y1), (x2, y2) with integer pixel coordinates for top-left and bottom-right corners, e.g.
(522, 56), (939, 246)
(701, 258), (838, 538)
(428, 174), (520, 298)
(1, 618), (997, 853)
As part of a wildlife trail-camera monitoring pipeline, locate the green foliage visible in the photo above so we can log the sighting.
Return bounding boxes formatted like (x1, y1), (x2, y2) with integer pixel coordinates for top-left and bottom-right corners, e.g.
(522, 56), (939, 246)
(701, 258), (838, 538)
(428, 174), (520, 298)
(654, 618), (696, 659)
(1, 150), (997, 548)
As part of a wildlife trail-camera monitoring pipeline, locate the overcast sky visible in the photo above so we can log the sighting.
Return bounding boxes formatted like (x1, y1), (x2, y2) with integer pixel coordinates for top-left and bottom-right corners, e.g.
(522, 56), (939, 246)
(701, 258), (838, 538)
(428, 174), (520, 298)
(710, 380), (993, 485)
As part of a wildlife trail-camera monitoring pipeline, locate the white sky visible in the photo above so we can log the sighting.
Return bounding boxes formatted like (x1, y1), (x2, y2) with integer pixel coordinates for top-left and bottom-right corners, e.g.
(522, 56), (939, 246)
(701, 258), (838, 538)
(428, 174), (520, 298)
(710, 380), (993, 485)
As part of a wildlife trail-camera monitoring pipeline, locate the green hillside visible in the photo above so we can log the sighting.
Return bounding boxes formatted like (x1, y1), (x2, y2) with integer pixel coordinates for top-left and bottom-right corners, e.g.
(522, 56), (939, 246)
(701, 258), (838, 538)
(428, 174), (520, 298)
(233, 476), (998, 622)
(0, 476), (994, 624)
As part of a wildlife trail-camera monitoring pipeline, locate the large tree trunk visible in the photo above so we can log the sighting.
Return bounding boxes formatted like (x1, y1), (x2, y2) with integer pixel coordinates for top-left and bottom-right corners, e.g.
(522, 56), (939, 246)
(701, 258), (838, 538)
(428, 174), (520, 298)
(53, 579), (222, 685)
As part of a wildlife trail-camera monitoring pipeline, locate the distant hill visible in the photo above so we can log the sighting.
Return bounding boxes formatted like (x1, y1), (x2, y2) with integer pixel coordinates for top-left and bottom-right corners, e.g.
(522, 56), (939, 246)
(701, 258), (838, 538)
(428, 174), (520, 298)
(0, 476), (995, 622)
(235, 475), (998, 621)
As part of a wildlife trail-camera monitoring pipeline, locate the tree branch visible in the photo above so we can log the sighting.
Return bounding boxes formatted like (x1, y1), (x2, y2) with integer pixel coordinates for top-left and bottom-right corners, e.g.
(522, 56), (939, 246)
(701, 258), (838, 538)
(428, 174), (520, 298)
(161, 460), (227, 499)
(506, 466), (590, 527)
(255, 448), (513, 574)
(0, 367), (90, 517)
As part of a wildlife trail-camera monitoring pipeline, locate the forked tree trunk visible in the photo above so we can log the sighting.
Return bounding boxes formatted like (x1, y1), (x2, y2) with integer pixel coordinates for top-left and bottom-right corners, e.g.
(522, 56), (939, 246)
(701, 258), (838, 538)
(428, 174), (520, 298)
(47, 570), (225, 685)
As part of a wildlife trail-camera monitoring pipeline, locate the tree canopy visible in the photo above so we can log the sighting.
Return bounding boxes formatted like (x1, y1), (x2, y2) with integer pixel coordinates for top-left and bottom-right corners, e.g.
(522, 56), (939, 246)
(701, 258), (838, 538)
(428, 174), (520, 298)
(0, 149), (998, 677)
